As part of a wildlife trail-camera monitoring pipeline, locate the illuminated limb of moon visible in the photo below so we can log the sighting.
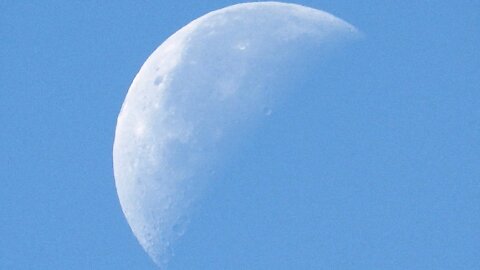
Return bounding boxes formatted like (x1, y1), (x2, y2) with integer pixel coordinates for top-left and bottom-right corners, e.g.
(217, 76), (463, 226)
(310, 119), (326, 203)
(113, 1), (359, 268)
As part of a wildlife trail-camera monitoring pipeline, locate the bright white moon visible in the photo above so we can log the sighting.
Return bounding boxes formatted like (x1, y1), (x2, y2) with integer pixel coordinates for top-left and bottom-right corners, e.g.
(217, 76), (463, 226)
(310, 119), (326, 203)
(113, 1), (358, 267)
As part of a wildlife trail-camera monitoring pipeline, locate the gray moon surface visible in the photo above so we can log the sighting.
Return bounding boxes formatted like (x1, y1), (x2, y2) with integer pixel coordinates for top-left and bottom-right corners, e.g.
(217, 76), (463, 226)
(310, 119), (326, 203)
(113, 1), (358, 267)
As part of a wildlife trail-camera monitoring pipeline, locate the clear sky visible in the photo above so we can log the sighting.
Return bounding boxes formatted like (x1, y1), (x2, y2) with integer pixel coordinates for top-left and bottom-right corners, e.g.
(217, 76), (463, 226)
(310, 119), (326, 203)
(1, 1), (479, 269)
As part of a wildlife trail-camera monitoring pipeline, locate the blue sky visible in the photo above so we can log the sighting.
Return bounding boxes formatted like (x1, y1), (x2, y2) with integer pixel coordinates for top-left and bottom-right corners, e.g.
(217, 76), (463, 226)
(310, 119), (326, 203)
(1, 1), (479, 269)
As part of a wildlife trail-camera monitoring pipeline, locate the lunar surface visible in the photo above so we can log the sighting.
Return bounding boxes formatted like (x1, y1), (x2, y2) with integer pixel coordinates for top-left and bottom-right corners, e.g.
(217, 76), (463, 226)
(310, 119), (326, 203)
(113, 2), (358, 267)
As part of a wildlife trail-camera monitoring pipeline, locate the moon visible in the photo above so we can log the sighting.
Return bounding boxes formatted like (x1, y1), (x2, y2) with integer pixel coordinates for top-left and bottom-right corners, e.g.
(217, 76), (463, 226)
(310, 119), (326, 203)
(113, 1), (359, 267)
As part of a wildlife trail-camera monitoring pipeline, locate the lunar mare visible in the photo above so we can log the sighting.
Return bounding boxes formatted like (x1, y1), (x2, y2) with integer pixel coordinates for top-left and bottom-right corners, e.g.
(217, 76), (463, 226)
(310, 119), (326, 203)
(113, 2), (358, 267)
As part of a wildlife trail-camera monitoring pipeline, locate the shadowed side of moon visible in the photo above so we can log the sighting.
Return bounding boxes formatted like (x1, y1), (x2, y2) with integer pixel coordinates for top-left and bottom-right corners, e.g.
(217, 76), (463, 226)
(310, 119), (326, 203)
(113, 2), (359, 267)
